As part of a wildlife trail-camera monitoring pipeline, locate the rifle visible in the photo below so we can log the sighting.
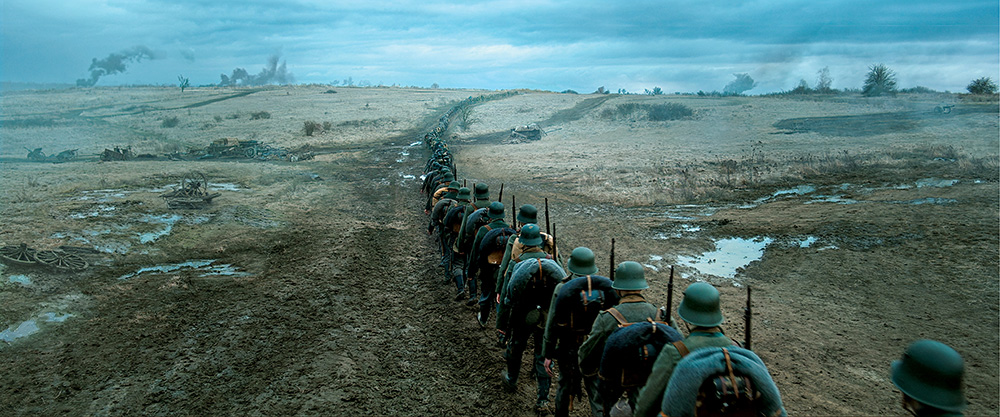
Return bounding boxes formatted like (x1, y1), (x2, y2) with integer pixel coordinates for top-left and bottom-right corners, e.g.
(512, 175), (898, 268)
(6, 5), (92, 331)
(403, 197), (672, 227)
(544, 198), (550, 235)
(551, 224), (557, 261)
(497, 183), (504, 203)
(744, 286), (752, 350)
(511, 195), (516, 226)
(463, 179), (467, 188)
(609, 238), (616, 280)
(666, 265), (675, 322)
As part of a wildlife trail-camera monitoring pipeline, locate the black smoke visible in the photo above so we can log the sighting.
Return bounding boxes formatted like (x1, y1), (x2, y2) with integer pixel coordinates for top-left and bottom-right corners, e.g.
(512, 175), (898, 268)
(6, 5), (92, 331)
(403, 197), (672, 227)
(76, 46), (157, 87)
(219, 54), (293, 86)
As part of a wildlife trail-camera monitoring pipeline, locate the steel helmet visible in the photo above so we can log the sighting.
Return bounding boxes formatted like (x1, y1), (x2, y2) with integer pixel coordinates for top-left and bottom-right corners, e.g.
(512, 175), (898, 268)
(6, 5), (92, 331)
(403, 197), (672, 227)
(891, 340), (966, 413)
(611, 261), (648, 290)
(677, 282), (723, 327)
(516, 204), (538, 224)
(474, 183), (490, 201)
(456, 187), (472, 202)
(518, 223), (543, 247)
(487, 202), (505, 219)
(567, 247), (598, 276)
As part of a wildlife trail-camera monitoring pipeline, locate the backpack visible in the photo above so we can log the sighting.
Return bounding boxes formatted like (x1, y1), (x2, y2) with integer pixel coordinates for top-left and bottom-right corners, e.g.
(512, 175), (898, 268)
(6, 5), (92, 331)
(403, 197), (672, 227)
(599, 321), (683, 388)
(478, 227), (516, 266)
(661, 347), (786, 417)
(551, 275), (619, 338)
(505, 258), (565, 326)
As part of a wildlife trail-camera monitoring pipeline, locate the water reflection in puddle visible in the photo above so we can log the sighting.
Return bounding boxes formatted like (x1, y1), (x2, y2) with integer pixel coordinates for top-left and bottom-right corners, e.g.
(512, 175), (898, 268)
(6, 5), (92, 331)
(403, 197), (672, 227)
(8, 275), (32, 285)
(915, 178), (959, 188)
(0, 312), (74, 343)
(675, 237), (773, 279)
(118, 259), (251, 280)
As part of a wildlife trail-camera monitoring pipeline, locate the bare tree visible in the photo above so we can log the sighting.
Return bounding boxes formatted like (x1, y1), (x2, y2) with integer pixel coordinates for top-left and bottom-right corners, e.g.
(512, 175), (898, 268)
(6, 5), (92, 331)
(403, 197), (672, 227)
(816, 67), (833, 93)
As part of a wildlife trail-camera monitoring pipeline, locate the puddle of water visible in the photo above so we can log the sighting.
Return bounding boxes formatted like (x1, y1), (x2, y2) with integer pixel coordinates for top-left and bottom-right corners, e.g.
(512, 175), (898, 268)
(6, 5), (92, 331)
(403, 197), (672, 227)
(806, 195), (861, 205)
(401, 174), (416, 180)
(797, 236), (818, 248)
(0, 312), (74, 343)
(75, 189), (129, 202)
(209, 183), (245, 192)
(409, 141), (422, 147)
(661, 205), (721, 220)
(643, 263), (660, 272)
(916, 178), (958, 188)
(898, 198), (958, 205)
(138, 214), (184, 244)
(676, 237), (773, 279)
(8, 275), (32, 285)
(118, 259), (250, 280)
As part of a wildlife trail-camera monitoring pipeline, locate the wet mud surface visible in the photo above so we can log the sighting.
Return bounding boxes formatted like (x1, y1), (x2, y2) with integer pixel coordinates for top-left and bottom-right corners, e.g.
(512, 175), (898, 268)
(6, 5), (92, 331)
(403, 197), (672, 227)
(1, 88), (997, 416)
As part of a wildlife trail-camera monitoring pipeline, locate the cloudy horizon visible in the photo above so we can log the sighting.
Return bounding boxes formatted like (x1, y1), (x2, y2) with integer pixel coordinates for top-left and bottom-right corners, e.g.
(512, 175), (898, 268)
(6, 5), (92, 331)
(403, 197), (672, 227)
(2, 0), (998, 94)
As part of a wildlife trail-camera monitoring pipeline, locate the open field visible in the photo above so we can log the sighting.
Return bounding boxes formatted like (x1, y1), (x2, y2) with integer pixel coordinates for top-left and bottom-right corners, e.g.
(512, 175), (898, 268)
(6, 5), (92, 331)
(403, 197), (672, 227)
(1, 85), (997, 416)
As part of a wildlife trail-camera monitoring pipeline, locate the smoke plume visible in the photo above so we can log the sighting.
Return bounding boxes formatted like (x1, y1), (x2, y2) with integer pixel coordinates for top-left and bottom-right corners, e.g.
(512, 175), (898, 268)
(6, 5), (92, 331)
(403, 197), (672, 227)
(76, 46), (157, 87)
(219, 54), (293, 86)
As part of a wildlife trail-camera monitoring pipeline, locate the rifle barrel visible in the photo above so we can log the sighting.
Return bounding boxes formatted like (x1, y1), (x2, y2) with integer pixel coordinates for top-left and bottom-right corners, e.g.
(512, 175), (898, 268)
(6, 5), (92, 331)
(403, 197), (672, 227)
(744, 286), (752, 350)
(498, 183), (504, 203)
(666, 265), (674, 322)
(544, 198), (550, 235)
(610, 238), (616, 280)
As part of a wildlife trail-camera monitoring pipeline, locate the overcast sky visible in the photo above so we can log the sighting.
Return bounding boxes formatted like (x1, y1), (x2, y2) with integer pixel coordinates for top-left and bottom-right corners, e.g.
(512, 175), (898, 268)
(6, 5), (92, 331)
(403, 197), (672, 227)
(2, 0), (998, 93)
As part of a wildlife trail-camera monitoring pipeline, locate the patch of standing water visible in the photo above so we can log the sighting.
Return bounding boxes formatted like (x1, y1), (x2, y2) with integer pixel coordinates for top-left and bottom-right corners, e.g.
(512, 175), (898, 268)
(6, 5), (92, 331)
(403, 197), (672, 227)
(898, 198), (958, 205)
(118, 259), (250, 280)
(0, 312), (74, 343)
(208, 183), (245, 192)
(138, 214), (184, 243)
(654, 224), (702, 240)
(676, 237), (773, 279)
(8, 275), (32, 285)
(915, 178), (958, 188)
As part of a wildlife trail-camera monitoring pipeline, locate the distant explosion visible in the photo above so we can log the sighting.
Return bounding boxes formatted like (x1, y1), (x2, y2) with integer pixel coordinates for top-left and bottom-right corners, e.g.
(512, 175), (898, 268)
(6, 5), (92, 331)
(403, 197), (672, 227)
(219, 54), (293, 86)
(76, 46), (157, 87)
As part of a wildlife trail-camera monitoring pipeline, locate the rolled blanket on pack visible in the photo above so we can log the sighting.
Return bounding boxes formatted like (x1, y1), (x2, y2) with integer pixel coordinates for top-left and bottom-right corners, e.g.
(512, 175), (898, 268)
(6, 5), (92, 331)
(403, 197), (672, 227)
(599, 322), (683, 388)
(660, 346), (786, 417)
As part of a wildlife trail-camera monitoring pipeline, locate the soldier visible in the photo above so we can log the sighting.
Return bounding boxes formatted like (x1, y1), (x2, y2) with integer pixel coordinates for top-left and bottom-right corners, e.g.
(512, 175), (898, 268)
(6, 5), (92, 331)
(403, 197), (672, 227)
(467, 202), (512, 320)
(428, 181), (460, 267)
(442, 187), (473, 298)
(634, 282), (739, 417)
(577, 261), (659, 416)
(658, 346), (786, 417)
(423, 169), (454, 213)
(542, 247), (619, 417)
(891, 340), (967, 417)
(450, 183), (491, 302)
(495, 204), (558, 302)
(498, 223), (566, 410)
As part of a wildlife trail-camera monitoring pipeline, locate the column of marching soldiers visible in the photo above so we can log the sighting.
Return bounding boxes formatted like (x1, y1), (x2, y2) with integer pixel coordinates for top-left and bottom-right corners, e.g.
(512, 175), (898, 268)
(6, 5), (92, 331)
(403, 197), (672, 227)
(415, 96), (970, 417)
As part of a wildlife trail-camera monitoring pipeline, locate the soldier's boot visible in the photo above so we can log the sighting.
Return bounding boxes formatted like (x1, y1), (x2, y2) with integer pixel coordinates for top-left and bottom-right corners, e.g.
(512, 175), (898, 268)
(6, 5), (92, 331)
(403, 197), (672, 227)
(453, 273), (466, 300)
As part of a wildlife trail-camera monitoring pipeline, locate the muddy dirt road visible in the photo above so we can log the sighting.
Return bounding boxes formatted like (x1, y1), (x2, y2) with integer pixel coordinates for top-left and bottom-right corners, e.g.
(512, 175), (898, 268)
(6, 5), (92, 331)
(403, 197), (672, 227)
(1, 87), (997, 416)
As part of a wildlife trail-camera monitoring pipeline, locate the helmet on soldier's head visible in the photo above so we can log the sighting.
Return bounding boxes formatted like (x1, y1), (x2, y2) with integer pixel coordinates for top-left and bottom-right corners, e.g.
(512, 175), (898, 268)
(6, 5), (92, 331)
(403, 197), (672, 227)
(678, 282), (723, 327)
(456, 187), (472, 202)
(517, 204), (538, 224)
(567, 247), (598, 276)
(518, 223), (543, 247)
(891, 340), (966, 413)
(443, 188), (458, 199)
(439, 173), (455, 183)
(474, 183), (490, 201)
(487, 202), (505, 219)
(612, 261), (648, 290)
(447, 181), (460, 191)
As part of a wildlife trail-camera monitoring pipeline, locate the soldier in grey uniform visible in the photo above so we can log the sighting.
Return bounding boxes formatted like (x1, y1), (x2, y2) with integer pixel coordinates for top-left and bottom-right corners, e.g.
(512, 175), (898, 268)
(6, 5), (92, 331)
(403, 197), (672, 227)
(891, 339), (967, 417)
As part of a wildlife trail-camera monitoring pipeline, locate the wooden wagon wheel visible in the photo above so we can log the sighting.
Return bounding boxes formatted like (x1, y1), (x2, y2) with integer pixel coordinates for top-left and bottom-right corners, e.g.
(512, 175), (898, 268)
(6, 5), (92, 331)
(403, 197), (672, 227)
(0, 243), (38, 264)
(34, 250), (89, 270)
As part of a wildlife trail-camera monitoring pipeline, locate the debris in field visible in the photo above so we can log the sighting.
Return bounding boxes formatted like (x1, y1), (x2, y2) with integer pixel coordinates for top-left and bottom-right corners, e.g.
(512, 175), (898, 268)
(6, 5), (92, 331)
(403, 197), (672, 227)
(24, 147), (78, 163)
(504, 123), (544, 144)
(160, 172), (221, 209)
